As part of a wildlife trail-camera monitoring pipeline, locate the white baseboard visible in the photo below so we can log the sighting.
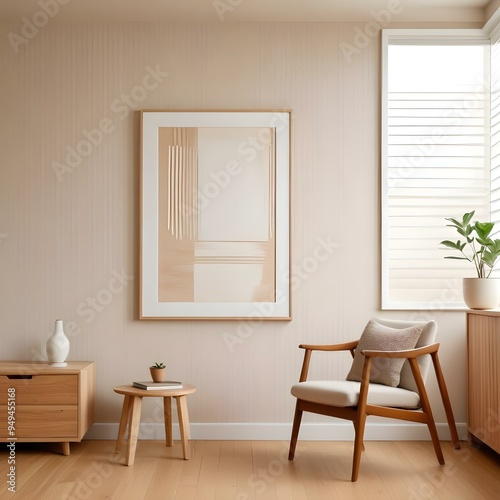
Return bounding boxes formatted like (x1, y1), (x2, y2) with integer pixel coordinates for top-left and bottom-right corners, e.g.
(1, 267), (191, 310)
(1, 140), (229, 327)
(85, 422), (468, 442)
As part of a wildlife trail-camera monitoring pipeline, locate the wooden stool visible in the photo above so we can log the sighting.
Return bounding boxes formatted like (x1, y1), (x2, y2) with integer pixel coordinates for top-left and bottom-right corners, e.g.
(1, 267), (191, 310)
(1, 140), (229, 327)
(113, 384), (196, 465)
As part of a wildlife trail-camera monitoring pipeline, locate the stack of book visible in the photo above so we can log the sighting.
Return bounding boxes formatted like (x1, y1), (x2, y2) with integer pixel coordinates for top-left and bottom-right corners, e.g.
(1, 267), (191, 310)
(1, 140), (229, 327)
(132, 380), (183, 390)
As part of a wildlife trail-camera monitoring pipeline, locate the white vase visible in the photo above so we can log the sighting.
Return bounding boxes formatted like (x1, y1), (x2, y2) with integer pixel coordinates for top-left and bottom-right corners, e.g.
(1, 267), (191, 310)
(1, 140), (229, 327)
(46, 319), (70, 366)
(463, 278), (500, 310)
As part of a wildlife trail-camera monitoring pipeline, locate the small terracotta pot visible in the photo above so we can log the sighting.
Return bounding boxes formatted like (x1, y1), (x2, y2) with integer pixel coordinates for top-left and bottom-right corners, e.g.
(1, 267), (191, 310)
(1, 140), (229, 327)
(150, 367), (167, 383)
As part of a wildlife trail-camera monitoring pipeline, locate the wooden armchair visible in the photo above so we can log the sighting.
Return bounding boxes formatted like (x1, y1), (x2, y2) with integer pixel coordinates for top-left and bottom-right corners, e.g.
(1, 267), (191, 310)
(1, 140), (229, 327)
(288, 318), (461, 482)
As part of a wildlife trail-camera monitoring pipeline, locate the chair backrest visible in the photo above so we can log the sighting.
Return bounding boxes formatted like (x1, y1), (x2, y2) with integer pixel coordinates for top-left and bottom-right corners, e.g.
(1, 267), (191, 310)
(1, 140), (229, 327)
(371, 317), (437, 393)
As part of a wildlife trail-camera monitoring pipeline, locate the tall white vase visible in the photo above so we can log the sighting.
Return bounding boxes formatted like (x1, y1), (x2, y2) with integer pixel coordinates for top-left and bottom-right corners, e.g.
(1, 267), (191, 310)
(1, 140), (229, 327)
(46, 319), (70, 366)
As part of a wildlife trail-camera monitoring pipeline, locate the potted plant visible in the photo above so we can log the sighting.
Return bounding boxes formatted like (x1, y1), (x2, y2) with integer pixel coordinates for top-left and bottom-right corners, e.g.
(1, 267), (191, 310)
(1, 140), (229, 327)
(149, 362), (167, 383)
(440, 210), (500, 309)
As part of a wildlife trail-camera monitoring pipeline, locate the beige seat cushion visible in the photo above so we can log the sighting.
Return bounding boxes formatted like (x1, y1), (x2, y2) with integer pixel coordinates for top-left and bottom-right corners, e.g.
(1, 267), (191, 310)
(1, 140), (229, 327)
(346, 320), (423, 387)
(291, 380), (421, 409)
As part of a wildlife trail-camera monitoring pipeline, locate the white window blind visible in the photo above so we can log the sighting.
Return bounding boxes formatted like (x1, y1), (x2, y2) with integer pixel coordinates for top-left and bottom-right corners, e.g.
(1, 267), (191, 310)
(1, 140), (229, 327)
(382, 30), (491, 310)
(491, 27), (500, 224)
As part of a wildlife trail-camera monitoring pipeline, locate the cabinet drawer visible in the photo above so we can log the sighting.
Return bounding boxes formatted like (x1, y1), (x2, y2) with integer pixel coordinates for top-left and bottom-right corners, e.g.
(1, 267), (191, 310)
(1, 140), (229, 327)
(0, 405), (77, 438)
(0, 375), (77, 405)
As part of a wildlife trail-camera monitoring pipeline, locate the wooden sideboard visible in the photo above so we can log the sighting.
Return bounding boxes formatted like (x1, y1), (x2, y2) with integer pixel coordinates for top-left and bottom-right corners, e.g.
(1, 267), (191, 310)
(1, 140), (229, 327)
(466, 311), (500, 454)
(0, 361), (95, 455)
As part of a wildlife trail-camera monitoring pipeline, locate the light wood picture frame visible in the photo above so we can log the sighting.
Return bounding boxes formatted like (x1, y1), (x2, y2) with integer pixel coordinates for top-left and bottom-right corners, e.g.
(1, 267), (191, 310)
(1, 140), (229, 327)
(140, 110), (291, 320)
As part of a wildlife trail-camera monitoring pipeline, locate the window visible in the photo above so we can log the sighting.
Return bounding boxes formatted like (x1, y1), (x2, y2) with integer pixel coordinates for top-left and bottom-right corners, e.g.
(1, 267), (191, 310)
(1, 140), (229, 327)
(491, 25), (500, 226)
(382, 30), (491, 309)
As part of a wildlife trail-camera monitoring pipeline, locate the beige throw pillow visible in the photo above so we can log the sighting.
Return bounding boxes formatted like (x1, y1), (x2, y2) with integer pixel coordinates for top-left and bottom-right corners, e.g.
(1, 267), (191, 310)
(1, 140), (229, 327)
(346, 320), (423, 387)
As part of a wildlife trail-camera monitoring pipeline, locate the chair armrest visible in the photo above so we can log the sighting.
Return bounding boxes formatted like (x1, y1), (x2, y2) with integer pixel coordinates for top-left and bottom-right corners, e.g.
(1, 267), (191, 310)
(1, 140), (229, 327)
(357, 344), (440, 398)
(299, 340), (359, 352)
(361, 343), (439, 359)
(297, 341), (359, 382)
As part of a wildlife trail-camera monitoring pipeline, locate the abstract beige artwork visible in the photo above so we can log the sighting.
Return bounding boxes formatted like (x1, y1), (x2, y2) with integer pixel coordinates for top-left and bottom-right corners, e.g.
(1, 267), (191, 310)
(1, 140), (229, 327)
(140, 111), (290, 319)
(158, 126), (276, 303)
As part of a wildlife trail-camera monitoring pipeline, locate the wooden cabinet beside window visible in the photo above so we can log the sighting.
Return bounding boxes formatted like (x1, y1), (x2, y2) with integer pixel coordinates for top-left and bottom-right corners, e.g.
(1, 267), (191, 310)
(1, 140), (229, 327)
(466, 311), (500, 454)
(0, 361), (95, 455)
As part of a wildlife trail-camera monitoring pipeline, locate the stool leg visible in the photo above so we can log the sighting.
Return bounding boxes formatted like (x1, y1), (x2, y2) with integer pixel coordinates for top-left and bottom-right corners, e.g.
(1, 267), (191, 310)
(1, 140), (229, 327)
(176, 395), (191, 459)
(163, 396), (172, 447)
(115, 395), (132, 455)
(126, 396), (142, 466)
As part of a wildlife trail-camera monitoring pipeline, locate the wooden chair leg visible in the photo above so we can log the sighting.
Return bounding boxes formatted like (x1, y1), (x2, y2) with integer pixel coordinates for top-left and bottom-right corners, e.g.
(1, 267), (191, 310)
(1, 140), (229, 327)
(431, 352), (461, 450)
(288, 402), (303, 461)
(351, 410), (368, 481)
(409, 358), (445, 465)
(352, 421), (365, 451)
(425, 413), (445, 465)
(351, 355), (372, 481)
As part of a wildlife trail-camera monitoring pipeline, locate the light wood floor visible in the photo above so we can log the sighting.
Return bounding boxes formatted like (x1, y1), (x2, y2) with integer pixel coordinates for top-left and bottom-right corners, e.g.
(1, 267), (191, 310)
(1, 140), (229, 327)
(0, 440), (499, 499)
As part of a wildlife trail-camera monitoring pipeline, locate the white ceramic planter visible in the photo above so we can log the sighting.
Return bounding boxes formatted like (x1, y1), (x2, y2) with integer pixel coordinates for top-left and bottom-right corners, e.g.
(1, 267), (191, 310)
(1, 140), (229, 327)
(463, 278), (500, 310)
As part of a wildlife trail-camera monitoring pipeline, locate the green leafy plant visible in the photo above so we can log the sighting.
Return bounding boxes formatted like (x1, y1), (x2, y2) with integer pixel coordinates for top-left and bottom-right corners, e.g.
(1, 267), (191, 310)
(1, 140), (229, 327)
(440, 210), (500, 278)
(151, 362), (165, 369)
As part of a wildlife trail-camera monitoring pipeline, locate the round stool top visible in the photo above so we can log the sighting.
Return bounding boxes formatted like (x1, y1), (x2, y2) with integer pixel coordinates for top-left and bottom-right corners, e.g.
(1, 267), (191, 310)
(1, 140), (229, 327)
(114, 384), (196, 397)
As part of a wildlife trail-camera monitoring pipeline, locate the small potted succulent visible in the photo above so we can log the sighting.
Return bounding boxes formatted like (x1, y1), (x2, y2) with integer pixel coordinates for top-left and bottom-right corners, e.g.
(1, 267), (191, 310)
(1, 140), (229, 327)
(149, 362), (167, 383)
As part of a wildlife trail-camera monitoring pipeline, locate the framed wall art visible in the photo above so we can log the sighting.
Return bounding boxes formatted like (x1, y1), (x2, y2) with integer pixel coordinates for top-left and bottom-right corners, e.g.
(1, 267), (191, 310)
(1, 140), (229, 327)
(140, 110), (291, 320)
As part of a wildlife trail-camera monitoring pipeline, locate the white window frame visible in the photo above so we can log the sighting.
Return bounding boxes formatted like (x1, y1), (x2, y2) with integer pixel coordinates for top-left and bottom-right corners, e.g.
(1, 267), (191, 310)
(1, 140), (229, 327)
(381, 29), (491, 310)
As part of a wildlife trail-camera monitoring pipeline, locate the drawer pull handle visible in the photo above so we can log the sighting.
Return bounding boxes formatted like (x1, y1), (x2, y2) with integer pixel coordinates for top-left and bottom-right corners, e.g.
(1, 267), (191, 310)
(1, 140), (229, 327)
(7, 375), (33, 379)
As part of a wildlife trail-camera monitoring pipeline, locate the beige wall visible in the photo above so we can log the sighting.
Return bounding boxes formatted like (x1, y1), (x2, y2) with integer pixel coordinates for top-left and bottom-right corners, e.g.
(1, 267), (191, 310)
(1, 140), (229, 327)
(0, 20), (477, 437)
(487, 0), (500, 21)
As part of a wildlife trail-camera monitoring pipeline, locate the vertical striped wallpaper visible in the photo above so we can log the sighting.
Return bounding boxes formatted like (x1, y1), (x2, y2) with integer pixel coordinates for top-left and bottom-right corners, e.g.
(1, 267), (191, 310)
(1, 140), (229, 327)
(0, 20), (472, 426)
